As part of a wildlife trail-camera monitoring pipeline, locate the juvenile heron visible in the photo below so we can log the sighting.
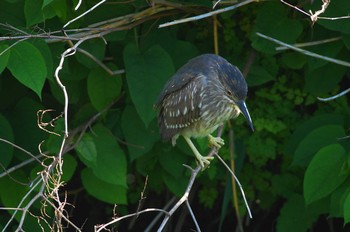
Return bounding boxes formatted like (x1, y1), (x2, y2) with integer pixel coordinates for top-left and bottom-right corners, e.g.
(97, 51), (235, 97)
(155, 54), (254, 169)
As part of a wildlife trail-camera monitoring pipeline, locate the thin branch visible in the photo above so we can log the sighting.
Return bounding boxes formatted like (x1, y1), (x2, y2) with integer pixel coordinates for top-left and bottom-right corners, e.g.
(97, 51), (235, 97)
(256, 32), (350, 68)
(185, 200), (201, 232)
(76, 48), (125, 75)
(95, 208), (169, 232)
(317, 87), (350, 101)
(214, 153), (252, 219)
(0, 138), (42, 163)
(64, 0), (107, 28)
(275, 37), (341, 51)
(159, 0), (258, 28)
(0, 155), (44, 179)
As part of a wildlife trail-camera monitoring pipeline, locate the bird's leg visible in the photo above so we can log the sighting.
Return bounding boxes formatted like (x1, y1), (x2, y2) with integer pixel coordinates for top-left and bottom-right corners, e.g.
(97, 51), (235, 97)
(183, 136), (213, 170)
(208, 134), (225, 148)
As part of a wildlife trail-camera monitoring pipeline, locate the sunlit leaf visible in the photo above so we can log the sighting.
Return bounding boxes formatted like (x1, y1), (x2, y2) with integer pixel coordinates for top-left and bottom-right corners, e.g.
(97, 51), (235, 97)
(7, 41), (47, 98)
(304, 144), (348, 204)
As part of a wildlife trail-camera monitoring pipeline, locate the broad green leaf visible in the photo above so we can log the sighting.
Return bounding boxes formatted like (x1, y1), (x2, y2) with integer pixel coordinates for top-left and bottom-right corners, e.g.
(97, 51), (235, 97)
(157, 146), (187, 178)
(7, 41), (47, 98)
(45, 118), (63, 154)
(305, 62), (346, 96)
(162, 171), (187, 197)
(330, 178), (350, 217)
(91, 124), (127, 186)
(286, 114), (344, 156)
(246, 65), (275, 86)
(9, 98), (47, 156)
(24, 0), (44, 27)
(121, 105), (159, 161)
(304, 144), (348, 204)
(42, 0), (54, 8)
(307, 40), (343, 71)
(124, 43), (175, 127)
(62, 153), (77, 182)
(252, 2), (303, 54)
(31, 39), (54, 81)
(76, 39), (106, 68)
(344, 192), (350, 224)
(293, 124), (345, 166)
(87, 66), (122, 111)
(0, 1), (25, 26)
(75, 133), (98, 166)
(276, 194), (326, 232)
(281, 52), (307, 70)
(0, 114), (14, 169)
(81, 168), (127, 204)
(0, 44), (10, 73)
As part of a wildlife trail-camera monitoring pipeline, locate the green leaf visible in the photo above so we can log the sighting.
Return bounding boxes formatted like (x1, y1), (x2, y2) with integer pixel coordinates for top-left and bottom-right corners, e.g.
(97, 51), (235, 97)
(305, 62), (346, 95)
(293, 124), (345, 166)
(87, 66), (122, 111)
(286, 114), (344, 156)
(281, 52), (307, 69)
(276, 194), (325, 232)
(0, 44), (10, 73)
(62, 153), (77, 182)
(91, 124), (127, 186)
(252, 2), (303, 54)
(75, 133), (98, 166)
(162, 171), (187, 197)
(24, 0), (44, 27)
(157, 146), (187, 178)
(246, 65), (275, 86)
(31, 39), (54, 81)
(9, 98), (47, 155)
(76, 39), (106, 68)
(42, 0), (54, 8)
(124, 43), (175, 127)
(307, 40), (343, 71)
(330, 178), (350, 217)
(344, 192), (350, 224)
(304, 144), (348, 205)
(0, 114), (14, 169)
(81, 168), (127, 204)
(121, 105), (159, 161)
(7, 41), (47, 98)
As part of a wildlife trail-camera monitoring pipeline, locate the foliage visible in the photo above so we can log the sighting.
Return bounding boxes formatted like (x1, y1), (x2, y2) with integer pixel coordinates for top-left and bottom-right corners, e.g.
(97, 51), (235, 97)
(0, 0), (349, 231)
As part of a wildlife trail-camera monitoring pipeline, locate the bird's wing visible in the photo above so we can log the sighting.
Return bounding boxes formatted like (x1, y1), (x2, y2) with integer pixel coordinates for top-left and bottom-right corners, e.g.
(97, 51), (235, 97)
(157, 74), (206, 141)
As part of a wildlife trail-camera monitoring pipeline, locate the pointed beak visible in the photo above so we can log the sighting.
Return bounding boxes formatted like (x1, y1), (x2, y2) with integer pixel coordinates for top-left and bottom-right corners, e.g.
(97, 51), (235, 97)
(237, 101), (254, 132)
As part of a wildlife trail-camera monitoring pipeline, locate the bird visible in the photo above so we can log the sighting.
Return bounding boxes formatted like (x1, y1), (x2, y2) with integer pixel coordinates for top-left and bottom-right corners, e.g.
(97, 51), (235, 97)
(154, 54), (254, 169)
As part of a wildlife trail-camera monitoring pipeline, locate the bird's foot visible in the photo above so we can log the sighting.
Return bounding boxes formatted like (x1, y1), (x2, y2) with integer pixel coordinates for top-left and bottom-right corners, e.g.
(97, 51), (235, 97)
(195, 155), (214, 170)
(208, 135), (225, 149)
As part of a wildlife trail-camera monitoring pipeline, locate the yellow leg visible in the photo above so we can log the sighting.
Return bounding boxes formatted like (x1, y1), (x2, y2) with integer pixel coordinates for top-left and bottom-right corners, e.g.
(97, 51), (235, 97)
(184, 136), (213, 169)
(208, 134), (225, 148)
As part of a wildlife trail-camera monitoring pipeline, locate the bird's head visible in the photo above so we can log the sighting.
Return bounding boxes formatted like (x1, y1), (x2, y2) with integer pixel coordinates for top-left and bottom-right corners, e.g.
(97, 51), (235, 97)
(219, 62), (254, 132)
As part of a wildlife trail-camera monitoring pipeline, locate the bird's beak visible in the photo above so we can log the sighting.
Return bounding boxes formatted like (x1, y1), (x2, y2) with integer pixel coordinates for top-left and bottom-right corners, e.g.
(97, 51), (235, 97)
(237, 101), (254, 132)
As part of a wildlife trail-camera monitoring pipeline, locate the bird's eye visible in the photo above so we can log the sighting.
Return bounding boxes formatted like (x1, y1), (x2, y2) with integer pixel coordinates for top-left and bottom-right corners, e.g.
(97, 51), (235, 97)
(227, 90), (232, 96)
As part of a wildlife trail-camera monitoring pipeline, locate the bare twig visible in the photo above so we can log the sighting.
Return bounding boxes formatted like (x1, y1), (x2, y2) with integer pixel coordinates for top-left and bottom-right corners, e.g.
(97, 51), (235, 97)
(95, 208), (169, 232)
(317, 87), (350, 101)
(280, 0), (350, 23)
(214, 153), (252, 219)
(159, 0), (257, 28)
(275, 37), (341, 51)
(76, 48), (125, 75)
(256, 32), (350, 68)
(64, 0), (107, 28)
